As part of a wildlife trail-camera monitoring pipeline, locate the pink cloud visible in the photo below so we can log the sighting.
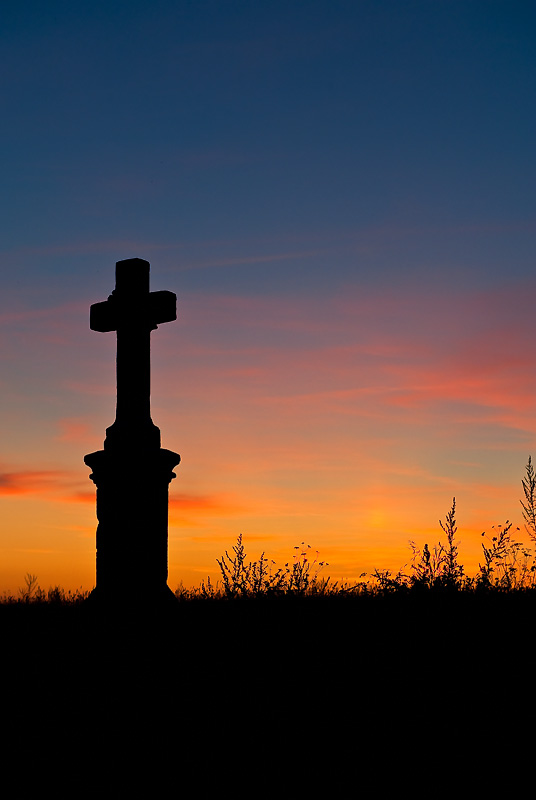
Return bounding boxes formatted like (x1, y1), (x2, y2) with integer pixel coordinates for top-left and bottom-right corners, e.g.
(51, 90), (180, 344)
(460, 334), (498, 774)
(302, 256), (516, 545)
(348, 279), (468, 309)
(68, 491), (96, 504)
(56, 418), (94, 443)
(169, 281), (536, 436)
(169, 493), (247, 515)
(0, 470), (69, 497)
(0, 467), (95, 506)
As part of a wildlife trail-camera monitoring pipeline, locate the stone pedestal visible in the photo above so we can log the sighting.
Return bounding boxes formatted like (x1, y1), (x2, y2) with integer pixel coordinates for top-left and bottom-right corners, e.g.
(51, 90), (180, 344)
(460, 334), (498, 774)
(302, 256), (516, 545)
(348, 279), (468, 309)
(84, 445), (180, 602)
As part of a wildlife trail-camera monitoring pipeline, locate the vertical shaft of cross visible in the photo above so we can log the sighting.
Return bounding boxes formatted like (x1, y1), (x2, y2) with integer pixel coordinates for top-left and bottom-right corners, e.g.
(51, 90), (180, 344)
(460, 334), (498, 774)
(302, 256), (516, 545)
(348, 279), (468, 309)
(113, 260), (154, 443)
(116, 324), (152, 429)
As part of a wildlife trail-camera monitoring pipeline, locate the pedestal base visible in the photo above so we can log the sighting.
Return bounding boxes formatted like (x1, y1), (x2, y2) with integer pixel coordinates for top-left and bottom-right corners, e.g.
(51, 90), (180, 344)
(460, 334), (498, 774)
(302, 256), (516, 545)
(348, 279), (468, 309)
(85, 582), (178, 609)
(84, 445), (180, 601)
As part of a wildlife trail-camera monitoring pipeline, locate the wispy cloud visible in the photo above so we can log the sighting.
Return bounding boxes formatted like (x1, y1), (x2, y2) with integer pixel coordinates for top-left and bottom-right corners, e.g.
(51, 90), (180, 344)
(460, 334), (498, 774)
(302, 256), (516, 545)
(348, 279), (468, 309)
(0, 302), (86, 327)
(0, 240), (180, 261)
(68, 491), (96, 504)
(169, 281), (536, 437)
(56, 418), (94, 444)
(0, 467), (94, 505)
(0, 470), (69, 497)
(169, 492), (247, 518)
(176, 248), (328, 272)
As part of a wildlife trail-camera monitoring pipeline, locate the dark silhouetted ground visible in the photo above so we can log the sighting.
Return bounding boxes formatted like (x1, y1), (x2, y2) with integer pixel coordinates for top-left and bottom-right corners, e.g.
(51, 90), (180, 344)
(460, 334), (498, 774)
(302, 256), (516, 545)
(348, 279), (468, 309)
(1, 591), (533, 790)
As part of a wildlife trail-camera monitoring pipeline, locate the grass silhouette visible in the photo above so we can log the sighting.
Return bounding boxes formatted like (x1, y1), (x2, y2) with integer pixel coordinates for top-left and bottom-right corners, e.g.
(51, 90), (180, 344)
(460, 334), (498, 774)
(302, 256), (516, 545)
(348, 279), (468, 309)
(174, 456), (536, 599)
(5, 456), (536, 605)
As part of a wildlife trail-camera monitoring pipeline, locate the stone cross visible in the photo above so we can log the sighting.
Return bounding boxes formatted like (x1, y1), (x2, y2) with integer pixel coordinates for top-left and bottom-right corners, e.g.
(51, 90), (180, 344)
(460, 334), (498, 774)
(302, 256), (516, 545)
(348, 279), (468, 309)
(84, 258), (180, 603)
(89, 258), (177, 449)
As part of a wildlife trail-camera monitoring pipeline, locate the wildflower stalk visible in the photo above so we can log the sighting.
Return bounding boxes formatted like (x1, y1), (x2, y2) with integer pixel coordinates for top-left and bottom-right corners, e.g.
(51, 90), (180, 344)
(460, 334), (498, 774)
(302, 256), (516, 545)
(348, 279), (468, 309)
(521, 456), (536, 542)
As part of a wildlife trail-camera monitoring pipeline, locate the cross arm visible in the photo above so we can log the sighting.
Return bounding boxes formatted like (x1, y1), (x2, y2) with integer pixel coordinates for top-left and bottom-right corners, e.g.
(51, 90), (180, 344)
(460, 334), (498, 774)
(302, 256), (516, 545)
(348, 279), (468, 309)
(89, 290), (177, 332)
(90, 299), (117, 332)
(149, 290), (177, 326)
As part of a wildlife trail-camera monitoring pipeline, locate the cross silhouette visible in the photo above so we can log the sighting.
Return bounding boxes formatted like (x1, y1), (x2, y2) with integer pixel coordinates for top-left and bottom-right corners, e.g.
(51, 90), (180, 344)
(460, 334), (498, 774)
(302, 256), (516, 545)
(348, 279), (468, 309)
(84, 258), (180, 601)
(89, 257), (176, 449)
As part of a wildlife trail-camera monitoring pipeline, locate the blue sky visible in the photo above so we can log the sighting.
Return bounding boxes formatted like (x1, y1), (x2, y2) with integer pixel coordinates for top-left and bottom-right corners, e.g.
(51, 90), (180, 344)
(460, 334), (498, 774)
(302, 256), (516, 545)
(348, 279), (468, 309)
(4, 1), (535, 293)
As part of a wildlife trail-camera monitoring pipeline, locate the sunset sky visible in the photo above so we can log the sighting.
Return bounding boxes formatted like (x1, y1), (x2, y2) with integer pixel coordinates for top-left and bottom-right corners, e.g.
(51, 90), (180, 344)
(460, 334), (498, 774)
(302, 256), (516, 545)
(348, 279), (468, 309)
(2, 0), (536, 593)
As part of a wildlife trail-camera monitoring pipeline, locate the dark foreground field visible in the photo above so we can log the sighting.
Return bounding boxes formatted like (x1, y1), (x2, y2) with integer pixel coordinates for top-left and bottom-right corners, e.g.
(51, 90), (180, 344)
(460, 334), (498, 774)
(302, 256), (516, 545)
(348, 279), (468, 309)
(2, 591), (534, 790)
